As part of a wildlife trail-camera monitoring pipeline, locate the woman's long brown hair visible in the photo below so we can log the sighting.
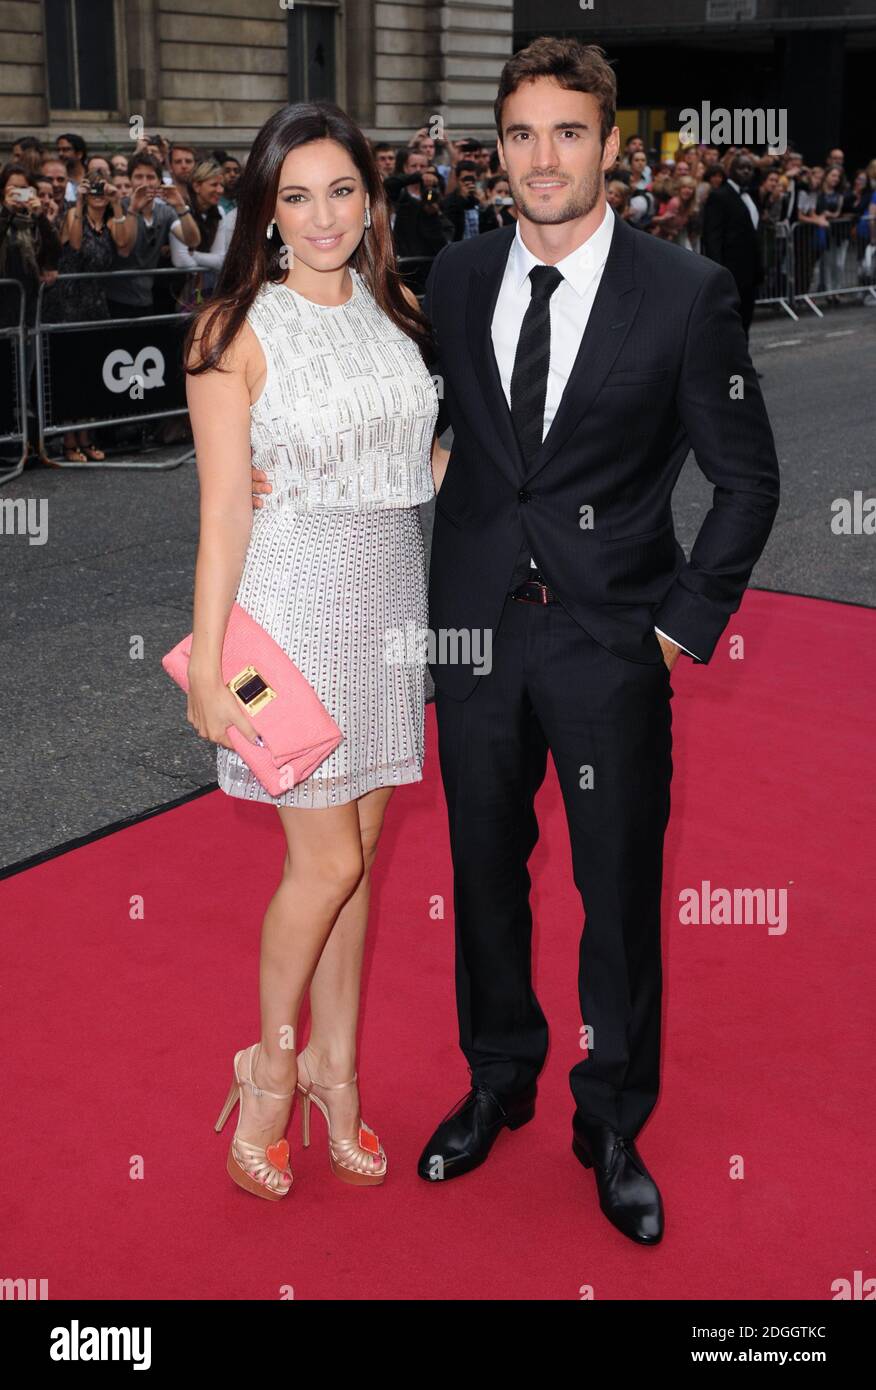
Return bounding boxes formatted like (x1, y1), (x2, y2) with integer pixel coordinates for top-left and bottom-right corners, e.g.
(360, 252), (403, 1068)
(184, 101), (434, 374)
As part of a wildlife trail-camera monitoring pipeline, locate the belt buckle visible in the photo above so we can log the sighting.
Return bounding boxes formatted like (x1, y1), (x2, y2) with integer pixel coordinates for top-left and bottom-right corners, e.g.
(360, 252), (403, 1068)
(531, 580), (550, 605)
(515, 578), (551, 604)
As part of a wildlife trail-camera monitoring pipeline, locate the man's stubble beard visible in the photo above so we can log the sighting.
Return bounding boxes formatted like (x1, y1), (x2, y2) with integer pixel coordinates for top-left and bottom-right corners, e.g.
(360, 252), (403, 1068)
(509, 164), (603, 224)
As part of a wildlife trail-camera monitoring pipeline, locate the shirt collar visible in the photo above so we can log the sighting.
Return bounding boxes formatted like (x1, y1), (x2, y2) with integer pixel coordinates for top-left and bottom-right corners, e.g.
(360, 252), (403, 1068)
(509, 200), (615, 298)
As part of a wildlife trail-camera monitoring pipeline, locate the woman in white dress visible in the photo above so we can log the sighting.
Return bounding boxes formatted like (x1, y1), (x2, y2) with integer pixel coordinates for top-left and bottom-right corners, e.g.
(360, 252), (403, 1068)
(183, 102), (448, 1201)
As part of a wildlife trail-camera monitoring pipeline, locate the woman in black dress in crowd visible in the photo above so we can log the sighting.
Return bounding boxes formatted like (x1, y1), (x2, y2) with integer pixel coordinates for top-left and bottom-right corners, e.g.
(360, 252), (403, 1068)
(46, 154), (134, 460)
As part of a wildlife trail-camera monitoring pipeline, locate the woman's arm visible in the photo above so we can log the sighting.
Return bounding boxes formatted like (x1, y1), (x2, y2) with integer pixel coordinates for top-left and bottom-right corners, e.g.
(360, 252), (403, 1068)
(101, 179), (135, 253)
(162, 185), (201, 248)
(110, 209), (136, 255)
(170, 209), (227, 271)
(399, 280), (451, 494)
(36, 212), (61, 271)
(63, 187), (87, 250)
(186, 313), (261, 683)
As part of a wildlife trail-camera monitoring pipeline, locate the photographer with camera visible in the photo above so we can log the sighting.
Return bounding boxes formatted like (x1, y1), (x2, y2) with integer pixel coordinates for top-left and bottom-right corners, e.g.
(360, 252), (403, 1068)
(478, 173), (518, 232)
(389, 148), (452, 279)
(40, 155), (134, 460)
(442, 159), (487, 240)
(0, 164), (61, 325)
(0, 163), (61, 462)
(383, 146), (427, 206)
(104, 152), (200, 320)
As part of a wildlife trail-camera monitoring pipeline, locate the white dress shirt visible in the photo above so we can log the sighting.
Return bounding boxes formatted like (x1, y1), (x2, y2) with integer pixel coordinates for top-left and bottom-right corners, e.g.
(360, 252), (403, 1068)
(490, 201), (697, 659)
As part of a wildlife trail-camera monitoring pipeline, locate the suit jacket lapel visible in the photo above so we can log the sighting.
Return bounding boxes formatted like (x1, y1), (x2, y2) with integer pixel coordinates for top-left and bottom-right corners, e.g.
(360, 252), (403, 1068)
(522, 212), (642, 484)
(465, 225), (526, 489)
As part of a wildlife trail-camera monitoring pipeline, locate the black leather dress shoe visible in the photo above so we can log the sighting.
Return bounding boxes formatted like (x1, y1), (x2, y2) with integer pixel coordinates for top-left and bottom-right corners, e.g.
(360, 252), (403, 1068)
(572, 1114), (664, 1244)
(417, 1083), (537, 1181)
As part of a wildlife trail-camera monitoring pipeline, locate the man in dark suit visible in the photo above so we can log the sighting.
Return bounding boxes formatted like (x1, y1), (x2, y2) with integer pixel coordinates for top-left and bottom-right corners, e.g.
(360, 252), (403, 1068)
(701, 153), (763, 337)
(416, 38), (780, 1244)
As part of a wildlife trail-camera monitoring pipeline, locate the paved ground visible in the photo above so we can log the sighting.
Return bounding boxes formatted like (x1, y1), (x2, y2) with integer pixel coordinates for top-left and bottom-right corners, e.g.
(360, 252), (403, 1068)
(2, 299), (874, 871)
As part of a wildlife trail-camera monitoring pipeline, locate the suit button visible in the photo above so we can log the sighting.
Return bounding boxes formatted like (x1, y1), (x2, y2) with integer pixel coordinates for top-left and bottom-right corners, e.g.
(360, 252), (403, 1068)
(518, 488), (531, 502)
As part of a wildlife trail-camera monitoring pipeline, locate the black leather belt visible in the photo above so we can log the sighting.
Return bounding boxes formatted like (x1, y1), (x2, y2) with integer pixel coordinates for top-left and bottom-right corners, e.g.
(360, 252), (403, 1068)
(509, 575), (558, 604)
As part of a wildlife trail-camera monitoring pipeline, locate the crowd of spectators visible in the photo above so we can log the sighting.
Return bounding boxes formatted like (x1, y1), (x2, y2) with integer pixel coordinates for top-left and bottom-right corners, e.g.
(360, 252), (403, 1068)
(1, 124), (875, 460)
(0, 133), (242, 458)
(4, 124), (875, 319)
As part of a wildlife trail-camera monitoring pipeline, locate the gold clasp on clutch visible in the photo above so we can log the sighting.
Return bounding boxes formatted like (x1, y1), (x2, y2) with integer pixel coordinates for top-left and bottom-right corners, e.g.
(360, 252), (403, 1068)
(227, 665), (277, 714)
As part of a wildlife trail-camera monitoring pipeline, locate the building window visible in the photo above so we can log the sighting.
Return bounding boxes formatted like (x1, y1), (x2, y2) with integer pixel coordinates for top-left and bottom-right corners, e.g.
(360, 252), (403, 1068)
(46, 0), (118, 111)
(287, 4), (337, 103)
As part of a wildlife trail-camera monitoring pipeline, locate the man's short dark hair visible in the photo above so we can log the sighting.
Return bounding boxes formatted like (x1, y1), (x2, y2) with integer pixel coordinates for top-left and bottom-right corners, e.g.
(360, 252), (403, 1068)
(495, 37), (617, 145)
(455, 160), (479, 178)
(129, 151), (162, 178)
(58, 132), (87, 157)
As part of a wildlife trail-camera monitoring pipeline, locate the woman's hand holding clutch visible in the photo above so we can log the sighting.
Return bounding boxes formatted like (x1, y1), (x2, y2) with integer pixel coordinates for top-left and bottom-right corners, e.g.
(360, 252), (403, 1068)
(187, 666), (260, 752)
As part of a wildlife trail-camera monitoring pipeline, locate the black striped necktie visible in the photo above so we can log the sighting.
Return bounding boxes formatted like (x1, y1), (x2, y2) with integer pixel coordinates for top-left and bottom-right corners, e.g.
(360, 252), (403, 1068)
(509, 265), (564, 466)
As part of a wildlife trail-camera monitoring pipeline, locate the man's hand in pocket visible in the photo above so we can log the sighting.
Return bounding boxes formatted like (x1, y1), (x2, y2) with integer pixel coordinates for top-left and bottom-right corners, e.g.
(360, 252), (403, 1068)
(656, 632), (682, 672)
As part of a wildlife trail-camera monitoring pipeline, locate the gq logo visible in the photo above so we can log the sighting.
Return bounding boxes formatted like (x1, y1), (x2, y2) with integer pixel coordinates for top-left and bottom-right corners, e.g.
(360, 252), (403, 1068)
(102, 346), (166, 396)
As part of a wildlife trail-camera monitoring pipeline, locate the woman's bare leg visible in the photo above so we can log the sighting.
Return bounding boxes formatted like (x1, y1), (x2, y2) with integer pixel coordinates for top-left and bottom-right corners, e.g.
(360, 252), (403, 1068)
(232, 798), (365, 1155)
(301, 786), (394, 1157)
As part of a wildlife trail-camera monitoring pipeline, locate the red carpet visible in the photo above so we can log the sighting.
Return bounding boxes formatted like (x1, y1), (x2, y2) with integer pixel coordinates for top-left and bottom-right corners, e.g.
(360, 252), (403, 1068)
(2, 589), (874, 1300)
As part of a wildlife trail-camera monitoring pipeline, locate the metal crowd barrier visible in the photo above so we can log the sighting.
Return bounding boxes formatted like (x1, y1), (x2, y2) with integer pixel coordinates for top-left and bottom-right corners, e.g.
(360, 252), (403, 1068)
(33, 266), (196, 470)
(753, 220), (798, 320)
(0, 279), (28, 486)
(3, 260), (435, 488)
(4, 228), (869, 492)
(790, 214), (876, 317)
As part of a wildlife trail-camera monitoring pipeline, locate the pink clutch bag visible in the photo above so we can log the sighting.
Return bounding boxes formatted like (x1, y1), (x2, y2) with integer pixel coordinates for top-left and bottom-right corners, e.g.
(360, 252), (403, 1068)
(162, 601), (343, 797)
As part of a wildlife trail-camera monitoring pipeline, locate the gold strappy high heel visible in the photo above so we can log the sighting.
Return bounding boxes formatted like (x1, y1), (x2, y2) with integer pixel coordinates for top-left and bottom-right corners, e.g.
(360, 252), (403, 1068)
(214, 1042), (296, 1201)
(297, 1047), (386, 1186)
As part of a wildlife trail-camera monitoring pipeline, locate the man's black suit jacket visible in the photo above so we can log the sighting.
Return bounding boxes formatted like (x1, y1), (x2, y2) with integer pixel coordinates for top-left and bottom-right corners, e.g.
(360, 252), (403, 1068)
(422, 209), (780, 701)
(701, 182), (762, 288)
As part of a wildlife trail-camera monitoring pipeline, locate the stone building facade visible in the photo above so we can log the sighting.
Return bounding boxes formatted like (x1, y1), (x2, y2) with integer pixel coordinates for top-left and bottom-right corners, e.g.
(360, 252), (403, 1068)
(0, 0), (514, 159)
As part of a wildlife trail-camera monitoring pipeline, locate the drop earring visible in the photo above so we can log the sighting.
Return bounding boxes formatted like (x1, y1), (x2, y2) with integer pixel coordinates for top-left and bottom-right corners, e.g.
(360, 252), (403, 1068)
(266, 220), (276, 239)
(364, 206), (371, 229)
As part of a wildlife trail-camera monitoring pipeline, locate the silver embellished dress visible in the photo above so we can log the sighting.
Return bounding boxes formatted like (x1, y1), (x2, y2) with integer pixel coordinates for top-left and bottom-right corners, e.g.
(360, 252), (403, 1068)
(216, 266), (438, 808)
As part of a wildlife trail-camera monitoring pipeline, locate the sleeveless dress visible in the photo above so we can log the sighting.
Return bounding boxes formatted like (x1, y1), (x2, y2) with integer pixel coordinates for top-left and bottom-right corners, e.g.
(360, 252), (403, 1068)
(216, 266), (438, 808)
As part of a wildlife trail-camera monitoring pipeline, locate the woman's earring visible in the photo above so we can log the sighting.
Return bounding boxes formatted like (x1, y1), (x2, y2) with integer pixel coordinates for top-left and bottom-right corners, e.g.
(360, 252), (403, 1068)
(364, 206), (372, 229)
(266, 219), (276, 239)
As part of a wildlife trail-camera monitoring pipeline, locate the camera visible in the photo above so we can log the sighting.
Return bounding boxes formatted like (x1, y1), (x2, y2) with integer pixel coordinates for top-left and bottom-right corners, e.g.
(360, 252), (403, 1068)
(87, 178), (106, 195)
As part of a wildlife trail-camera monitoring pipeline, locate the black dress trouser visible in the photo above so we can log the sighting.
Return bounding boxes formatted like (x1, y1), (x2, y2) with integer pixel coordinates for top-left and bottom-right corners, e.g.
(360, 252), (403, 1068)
(433, 591), (674, 1139)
